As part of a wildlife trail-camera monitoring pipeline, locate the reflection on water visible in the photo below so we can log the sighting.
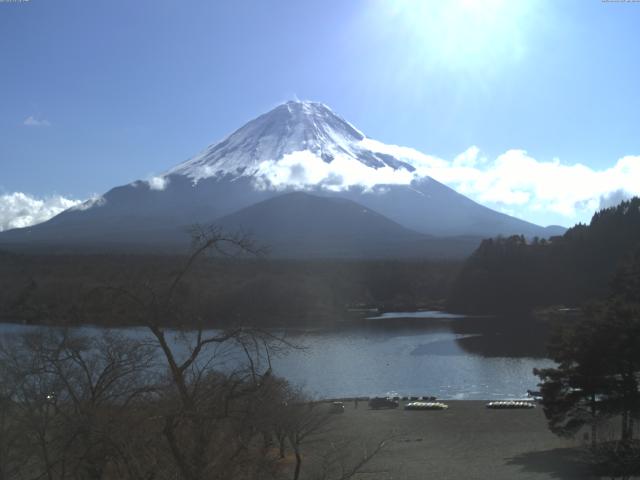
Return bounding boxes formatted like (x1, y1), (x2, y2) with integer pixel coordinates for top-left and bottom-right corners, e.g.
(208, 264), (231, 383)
(273, 313), (552, 399)
(357, 311), (550, 358)
(0, 313), (553, 400)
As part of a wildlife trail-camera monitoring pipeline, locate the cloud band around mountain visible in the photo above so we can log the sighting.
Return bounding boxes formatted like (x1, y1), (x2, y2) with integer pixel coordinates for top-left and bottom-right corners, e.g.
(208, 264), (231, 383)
(253, 142), (640, 225)
(0, 193), (81, 232)
(3, 147), (639, 230)
(420, 147), (639, 221)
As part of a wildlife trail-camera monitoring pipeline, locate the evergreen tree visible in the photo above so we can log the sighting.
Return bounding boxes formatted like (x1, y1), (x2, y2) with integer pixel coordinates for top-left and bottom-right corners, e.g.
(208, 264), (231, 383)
(534, 307), (615, 446)
(448, 197), (640, 314)
(536, 248), (640, 447)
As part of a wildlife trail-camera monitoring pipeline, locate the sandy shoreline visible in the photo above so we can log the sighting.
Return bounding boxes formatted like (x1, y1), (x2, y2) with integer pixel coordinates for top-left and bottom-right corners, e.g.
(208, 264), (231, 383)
(311, 400), (595, 480)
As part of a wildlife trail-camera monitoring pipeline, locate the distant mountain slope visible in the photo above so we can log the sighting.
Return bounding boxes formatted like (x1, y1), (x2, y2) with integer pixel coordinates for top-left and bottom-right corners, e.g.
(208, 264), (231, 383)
(0, 176), (274, 251)
(447, 197), (640, 313)
(327, 179), (567, 238)
(214, 192), (482, 258)
(0, 101), (564, 254)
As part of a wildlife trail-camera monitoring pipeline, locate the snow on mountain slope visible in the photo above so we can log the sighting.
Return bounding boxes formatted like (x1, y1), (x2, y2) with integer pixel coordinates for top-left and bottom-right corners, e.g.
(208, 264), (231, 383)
(167, 101), (424, 189)
(0, 100), (566, 254)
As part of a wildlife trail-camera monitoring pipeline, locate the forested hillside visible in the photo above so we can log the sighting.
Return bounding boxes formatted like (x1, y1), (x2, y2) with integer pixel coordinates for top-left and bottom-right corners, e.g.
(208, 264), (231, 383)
(447, 198), (640, 313)
(0, 253), (460, 327)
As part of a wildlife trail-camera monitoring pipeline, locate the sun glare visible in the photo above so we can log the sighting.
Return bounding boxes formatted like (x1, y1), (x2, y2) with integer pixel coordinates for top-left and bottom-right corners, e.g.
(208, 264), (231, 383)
(381, 0), (535, 70)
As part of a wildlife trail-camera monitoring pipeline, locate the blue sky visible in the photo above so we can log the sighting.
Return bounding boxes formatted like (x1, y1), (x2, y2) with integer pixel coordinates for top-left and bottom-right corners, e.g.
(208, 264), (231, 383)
(1, 0), (639, 229)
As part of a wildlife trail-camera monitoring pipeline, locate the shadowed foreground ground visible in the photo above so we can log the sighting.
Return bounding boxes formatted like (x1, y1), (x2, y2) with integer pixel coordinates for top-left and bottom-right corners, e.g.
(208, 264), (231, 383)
(310, 400), (594, 480)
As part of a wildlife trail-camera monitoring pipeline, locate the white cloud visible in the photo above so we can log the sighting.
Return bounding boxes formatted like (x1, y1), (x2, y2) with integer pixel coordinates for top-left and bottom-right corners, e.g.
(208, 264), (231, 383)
(414, 149), (640, 222)
(69, 195), (106, 211)
(0, 193), (81, 232)
(2, 142), (636, 232)
(327, 140), (637, 224)
(23, 116), (51, 127)
(254, 150), (414, 191)
(598, 190), (632, 210)
(147, 176), (169, 191)
(248, 140), (640, 225)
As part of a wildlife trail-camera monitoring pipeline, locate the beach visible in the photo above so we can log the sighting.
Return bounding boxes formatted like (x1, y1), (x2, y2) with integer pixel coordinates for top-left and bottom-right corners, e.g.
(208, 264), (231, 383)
(311, 400), (594, 480)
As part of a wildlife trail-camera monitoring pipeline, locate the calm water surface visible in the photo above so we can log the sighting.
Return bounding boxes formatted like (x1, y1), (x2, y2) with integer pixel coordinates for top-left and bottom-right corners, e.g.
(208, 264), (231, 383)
(0, 312), (553, 400)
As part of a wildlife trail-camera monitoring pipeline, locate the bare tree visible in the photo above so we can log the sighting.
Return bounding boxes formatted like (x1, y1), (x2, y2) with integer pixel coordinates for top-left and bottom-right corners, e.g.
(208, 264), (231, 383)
(0, 328), (157, 480)
(0, 358), (30, 480)
(0, 226), (389, 480)
(84, 226), (296, 480)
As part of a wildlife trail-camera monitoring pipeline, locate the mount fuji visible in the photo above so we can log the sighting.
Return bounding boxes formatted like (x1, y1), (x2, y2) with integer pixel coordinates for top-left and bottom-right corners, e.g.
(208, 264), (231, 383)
(0, 101), (564, 257)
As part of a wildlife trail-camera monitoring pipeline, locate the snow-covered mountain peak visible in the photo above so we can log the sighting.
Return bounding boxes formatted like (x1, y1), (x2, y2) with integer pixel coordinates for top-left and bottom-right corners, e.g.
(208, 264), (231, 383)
(0, 100), (563, 246)
(168, 101), (419, 188)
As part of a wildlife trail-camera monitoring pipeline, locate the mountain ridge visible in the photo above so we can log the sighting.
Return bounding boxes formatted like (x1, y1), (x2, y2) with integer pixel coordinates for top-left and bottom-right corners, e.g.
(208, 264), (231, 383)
(0, 100), (566, 255)
(214, 191), (483, 258)
(167, 101), (416, 182)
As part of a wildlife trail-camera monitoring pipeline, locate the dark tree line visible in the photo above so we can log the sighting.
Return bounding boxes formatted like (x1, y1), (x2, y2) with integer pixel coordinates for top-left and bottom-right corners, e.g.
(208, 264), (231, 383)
(0, 252), (460, 328)
(448, 197), (640, 314)
(535, 246), (640, 479)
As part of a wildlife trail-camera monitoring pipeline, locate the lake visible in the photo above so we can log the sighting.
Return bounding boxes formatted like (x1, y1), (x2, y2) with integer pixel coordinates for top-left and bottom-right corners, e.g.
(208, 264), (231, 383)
(0, 312), (554, 400)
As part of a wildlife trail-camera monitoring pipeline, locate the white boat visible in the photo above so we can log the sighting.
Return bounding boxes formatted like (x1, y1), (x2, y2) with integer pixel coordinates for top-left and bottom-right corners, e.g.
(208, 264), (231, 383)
(486, 400), (535, 409)
(404, 401), (448, 410)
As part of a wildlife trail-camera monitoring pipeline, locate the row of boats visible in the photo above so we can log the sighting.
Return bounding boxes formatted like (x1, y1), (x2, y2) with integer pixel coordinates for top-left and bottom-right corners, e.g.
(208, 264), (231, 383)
(485, 400), (536, 409)
(327, 395), (539, 413)
(395, 400), (536, 410)
(365, 397), (536, 411)
(404, 401), (449, 410)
